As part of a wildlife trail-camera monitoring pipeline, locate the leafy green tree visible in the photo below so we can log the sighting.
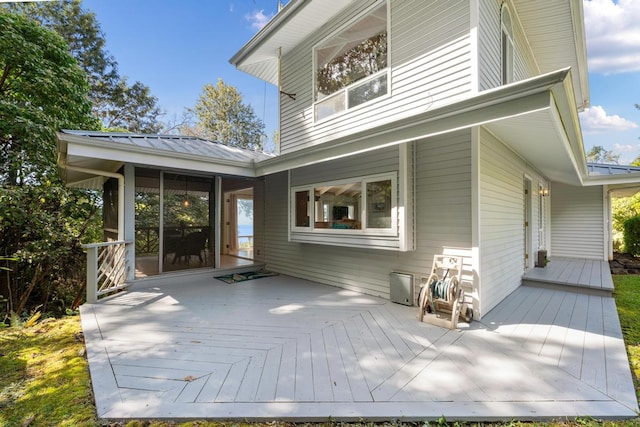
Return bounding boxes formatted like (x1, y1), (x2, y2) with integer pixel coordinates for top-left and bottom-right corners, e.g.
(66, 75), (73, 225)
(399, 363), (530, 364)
(0, 10), (97, 185)
(193, 78), (265, 150)
(101, 78), (163, 133)
(0, 11), (100, 319)
(6, 0), (119, 109)
(586, 145), (620, 164)
(4, 0), (164, 133)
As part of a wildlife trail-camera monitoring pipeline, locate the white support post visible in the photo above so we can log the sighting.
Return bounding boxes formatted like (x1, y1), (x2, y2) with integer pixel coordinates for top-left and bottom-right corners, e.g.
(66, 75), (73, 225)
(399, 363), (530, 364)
(215, 176), (222, 268)
(86, 245), (98, 304)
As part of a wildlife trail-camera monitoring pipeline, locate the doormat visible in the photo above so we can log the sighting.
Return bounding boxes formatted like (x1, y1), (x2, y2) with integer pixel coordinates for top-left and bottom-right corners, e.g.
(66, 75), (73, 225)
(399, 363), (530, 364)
(215, 270), (278, 284)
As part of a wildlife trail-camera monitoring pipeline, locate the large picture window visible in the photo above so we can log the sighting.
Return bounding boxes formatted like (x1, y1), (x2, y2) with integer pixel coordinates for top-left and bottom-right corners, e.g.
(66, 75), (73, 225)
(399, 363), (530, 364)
(314, 2), (388, 121)
(291, 172), (396, 235)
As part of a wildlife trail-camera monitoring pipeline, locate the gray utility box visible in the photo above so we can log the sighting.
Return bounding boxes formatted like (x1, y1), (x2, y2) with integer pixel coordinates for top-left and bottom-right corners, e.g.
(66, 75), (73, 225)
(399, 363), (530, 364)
(390, 272), (414, 306)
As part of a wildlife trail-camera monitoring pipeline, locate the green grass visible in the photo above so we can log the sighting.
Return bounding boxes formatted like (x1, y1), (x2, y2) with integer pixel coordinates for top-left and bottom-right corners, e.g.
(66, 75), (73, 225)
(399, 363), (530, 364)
(613, 275), (640, 402)
(0, 315), (96, 426)
(2, 276), (640, 426)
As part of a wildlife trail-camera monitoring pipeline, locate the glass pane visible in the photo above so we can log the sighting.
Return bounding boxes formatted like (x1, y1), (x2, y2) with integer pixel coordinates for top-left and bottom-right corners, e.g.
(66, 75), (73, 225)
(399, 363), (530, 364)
(237, 197), (253, 259)
(315, 3), (387, 99)
(366, 180), (392, 229)
(315, 91), (345, 121)
(295, 190), (310, 227)
(314, 183), (361, 230)
(348, 73), (387, 108)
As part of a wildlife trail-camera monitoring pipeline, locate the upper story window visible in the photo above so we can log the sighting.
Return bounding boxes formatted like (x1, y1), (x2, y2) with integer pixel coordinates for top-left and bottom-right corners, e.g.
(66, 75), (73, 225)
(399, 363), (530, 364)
(314, 2), (389, 122)
(501, 4), (514, 85)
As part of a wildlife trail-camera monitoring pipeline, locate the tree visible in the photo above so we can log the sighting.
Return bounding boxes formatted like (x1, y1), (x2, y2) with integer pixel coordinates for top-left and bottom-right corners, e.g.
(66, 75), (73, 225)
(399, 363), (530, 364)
(4, 0), (164, 133)
(0, 10), (97, 185)
(193, 79), (265, 150)
(0, 10), (101, 319)
(586, 145), (620, 164)
(100, 78), (163, 133)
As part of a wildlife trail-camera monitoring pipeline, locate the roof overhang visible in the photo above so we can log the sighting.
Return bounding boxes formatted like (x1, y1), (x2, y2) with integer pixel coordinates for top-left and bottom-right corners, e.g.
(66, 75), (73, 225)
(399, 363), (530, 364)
(255, 68), (588, 186)
(57, 132), (262, 189)
(584, 164), (640, 196)
(230, 0), (355, 86)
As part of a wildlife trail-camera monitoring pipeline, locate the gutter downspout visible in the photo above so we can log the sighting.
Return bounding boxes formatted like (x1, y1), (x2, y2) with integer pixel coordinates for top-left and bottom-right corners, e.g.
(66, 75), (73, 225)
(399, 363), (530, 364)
(57, 157), (125, 241)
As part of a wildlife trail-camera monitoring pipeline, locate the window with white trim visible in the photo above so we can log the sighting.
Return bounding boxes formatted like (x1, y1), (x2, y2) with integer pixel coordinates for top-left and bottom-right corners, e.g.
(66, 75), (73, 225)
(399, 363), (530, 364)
(291, 172), (396, 234)
(501, 4), (514, 85)
(314, 1), (389, 121)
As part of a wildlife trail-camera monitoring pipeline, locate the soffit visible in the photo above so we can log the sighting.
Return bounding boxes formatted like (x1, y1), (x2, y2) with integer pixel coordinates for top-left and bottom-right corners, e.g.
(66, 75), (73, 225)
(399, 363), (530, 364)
(484, 108), (582, 185)
(230, 0), (355, 85)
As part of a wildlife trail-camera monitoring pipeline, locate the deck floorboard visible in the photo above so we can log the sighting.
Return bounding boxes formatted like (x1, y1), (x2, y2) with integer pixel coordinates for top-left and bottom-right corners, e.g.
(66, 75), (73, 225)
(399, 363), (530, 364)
(82, 272), (638, 421)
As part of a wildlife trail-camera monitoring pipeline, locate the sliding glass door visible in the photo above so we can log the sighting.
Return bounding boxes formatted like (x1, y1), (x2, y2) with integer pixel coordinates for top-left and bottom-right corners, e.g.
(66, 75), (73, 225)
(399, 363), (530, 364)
(162, 173), (214, 273)
(134, 169), (214, 277)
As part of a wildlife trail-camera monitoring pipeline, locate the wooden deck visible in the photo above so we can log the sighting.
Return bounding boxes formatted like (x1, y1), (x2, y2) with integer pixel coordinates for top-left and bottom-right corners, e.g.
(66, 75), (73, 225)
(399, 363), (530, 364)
(81, 271), (638, 421)
(523, 257), (614, 296)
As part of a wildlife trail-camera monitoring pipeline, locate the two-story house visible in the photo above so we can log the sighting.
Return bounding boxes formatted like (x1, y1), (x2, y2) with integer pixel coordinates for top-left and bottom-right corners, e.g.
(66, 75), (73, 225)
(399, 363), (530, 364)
(57, 0), (640, 318)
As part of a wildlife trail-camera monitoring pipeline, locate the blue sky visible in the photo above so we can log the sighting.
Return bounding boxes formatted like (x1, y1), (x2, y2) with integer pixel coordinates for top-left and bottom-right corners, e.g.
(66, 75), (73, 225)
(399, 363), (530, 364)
(81, 0), (640, 163)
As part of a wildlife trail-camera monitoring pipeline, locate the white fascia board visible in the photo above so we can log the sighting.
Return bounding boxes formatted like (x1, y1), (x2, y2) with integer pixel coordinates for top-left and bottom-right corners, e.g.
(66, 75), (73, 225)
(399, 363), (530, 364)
(256, 68), (572, 176)
(570, 0), (590, 109)
(583, 174), (640, 187)
(548, 67), (588, 182)
(229, 0), (305, 67)
(60, 133), (257, 177)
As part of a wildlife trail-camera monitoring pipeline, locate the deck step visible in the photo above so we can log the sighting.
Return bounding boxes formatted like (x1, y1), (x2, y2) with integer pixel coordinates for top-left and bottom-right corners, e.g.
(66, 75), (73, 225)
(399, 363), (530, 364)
(522, 277), (613, 297)
(522, 258), (614, 297)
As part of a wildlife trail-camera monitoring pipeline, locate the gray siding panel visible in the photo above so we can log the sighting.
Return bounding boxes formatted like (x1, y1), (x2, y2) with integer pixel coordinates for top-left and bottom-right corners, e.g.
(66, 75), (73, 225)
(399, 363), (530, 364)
(477, 0), (501, 90)
(291, 146), (399, 186)
(550, 182), (605, 260)
(479, 129), (525, 315)
(279, 0), (472, 154)
(477, 0), (539, 91)
(263, 130), (472, 301)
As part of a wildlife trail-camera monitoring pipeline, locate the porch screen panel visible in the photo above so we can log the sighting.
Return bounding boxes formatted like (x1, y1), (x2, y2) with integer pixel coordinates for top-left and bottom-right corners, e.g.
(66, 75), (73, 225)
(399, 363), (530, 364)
(135, 169), (160, 277)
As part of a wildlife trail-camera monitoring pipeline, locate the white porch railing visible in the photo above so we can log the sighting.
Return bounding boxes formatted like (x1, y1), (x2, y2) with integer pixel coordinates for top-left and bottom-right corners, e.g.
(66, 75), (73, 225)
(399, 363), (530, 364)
(83, 240), (133, 303)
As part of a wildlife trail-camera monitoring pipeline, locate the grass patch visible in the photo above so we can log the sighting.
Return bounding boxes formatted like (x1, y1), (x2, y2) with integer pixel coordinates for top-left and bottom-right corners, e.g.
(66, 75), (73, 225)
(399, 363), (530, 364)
(613, 275), (640, 403)
(0, 315), (96, 426)
(2, 278), (640, 426)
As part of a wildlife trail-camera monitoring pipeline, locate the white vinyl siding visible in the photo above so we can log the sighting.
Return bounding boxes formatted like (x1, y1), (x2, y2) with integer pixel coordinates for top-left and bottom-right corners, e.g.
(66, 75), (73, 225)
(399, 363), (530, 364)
(279, 0), (472, 154)
(477, 0), (539, 91)
(477, 0), (501, 90)
(263, 130), (472, 301)
(478, 128), (526, 316)
(550, 182), (605, 260)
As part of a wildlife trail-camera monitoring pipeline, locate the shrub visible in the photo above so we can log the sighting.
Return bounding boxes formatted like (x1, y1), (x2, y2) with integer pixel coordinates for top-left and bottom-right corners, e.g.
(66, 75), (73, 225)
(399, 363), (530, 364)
(623, 216), (640, 256)
(0, 184), (101, 321)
